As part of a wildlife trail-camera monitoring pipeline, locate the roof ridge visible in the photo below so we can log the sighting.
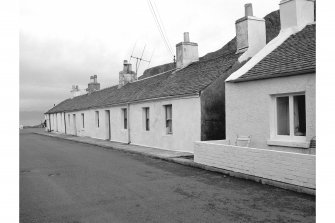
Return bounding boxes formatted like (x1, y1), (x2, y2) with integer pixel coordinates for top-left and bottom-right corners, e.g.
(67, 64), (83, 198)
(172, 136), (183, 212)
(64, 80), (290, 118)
(134, 68), (176, 82)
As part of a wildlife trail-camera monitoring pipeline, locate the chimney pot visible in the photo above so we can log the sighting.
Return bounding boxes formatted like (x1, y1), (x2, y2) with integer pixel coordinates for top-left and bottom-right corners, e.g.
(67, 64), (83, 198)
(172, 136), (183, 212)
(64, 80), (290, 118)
(184, 32), (190, 42)
(245, 3), (253, 16)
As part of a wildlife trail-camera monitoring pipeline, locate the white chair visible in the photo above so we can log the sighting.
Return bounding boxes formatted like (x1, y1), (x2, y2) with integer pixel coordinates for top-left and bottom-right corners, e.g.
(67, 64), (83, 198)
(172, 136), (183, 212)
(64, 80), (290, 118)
(235, 135), (251, 147)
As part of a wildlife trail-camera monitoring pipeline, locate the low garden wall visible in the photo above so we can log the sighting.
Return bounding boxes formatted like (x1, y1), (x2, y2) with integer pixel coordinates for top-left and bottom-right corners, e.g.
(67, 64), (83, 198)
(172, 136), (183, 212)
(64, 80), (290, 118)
(194, 140), (315, 189)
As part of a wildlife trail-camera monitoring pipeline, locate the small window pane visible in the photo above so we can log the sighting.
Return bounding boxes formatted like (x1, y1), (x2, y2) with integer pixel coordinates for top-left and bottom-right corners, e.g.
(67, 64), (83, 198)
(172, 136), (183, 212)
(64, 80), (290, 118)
(276, 97), (290, 135)
(95, 111), (99, 127)
(294, 95), (306, 136)
(81, 113), (84, 128)
(165, 105), (172, 134)
(166, 106), (172, 120)
(123, 109), (127, 129)
(144, 108), (150, 131)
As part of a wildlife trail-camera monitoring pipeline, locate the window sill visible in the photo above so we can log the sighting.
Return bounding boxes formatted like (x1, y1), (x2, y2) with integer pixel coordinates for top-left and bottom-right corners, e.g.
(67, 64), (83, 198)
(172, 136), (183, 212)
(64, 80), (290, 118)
(267, 139), (309, 148)
(163, 133), (173, 136)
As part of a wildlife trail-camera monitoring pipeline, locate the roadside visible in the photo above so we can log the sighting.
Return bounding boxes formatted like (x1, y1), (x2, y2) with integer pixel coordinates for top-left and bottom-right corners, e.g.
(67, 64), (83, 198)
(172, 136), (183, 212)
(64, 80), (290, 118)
(28, 128), (315, 195)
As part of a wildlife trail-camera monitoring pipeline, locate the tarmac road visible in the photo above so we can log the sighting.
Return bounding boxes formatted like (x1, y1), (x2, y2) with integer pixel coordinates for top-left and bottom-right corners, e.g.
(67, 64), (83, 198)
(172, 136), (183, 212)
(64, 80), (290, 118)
(20, 130), (315, 223)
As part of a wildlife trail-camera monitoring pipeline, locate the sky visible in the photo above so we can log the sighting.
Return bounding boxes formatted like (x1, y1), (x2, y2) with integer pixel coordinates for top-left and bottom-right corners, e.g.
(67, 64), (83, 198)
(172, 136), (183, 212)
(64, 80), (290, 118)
(20, 0), (279, 114)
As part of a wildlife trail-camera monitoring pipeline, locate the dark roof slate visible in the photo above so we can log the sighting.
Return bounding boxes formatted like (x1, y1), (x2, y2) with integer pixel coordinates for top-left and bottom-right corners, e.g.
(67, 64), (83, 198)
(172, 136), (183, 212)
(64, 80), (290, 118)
(233, 24), (315, 82)
(46, 52), (240, 114)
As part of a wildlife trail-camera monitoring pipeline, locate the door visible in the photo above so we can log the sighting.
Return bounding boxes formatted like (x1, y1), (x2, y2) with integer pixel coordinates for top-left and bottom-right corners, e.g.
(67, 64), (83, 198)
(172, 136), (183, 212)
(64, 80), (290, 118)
(105, 110), (111, 140)
(73, 114), (77, 136)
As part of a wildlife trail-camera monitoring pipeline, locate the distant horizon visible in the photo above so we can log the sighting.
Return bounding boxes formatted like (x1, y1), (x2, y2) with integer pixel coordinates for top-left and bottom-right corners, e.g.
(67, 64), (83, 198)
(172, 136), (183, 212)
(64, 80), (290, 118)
(20, 110), (45, 126)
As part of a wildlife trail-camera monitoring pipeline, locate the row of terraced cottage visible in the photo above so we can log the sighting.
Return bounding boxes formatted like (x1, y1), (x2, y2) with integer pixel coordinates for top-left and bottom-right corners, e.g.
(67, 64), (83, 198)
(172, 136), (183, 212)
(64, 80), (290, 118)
(45, 0), (316, 193)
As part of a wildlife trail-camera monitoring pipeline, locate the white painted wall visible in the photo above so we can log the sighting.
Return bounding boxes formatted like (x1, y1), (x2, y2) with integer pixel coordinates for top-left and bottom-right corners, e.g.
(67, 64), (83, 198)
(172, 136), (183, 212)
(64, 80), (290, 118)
(48, 96), (201, 153)
(194, 140), (315, 189)
(130, 96), (201, 152)
(226, 73), (316, 154)
(64, 109), (110, 140)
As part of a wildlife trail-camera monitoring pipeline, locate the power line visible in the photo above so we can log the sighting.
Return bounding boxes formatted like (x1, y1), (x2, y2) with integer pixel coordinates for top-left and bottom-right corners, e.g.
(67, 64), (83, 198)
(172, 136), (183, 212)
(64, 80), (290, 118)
(147, 0), (174, 58)
(147, 0), (171, 56)
(151, 0), (174, 54)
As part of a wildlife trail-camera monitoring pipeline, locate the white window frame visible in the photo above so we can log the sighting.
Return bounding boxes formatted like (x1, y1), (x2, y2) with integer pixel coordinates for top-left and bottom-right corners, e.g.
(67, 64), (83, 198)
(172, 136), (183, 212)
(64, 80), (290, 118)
(268, 92), (308, 147)
(121, 108), (127, 130)
(81, 113), (85, 129)
(143, 107), (150, 131)
(95, 111), (99, 128)
(164, 104), (172, 135)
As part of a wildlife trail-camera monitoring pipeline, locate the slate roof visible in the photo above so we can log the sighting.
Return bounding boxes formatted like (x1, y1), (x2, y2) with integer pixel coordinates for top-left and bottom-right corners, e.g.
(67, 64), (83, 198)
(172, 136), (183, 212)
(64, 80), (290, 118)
(46, 52), (240, 114)
(232, 24), (316, 82)
(141, 10), (281, 79)
(46, 10), (283, 115)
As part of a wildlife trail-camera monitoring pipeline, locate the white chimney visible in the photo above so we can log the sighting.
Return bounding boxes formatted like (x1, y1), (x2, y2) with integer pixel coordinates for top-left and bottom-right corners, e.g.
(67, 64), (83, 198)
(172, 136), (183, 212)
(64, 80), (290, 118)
(235, 3), (266, 58)
(71, 85), (82, 98)
(176, 32), (199, 69)
(279, 0), (315, 31)
(118, 60), (137, 88)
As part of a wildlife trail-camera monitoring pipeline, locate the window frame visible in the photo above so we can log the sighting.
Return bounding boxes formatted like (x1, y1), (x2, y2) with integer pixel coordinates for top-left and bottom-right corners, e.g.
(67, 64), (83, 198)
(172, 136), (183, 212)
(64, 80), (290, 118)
(81, 113), (85, 129)
(95, 111), (99, 128)
(143, 107), (150, 131)
(270, 92), (306, 143)
(164, 104), (172, 135)
(122, 108), (127, 130)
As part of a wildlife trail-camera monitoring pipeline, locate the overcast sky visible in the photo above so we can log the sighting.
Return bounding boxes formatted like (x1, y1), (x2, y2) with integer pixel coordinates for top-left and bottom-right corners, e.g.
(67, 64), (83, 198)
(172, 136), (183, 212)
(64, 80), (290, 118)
(20, 0), (279, 112)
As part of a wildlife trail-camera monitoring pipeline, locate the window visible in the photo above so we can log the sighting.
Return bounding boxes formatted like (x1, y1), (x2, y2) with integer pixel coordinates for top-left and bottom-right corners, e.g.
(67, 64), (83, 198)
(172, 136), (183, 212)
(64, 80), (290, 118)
(68, 114), (71, 127)
(273, 94), (306, 139)
(143, 107), (150, 131)
(165, 105), (172, 134)
(95, 111), (99, 128)
(81, 113), (85, 128)
(122, 108), (127, 129)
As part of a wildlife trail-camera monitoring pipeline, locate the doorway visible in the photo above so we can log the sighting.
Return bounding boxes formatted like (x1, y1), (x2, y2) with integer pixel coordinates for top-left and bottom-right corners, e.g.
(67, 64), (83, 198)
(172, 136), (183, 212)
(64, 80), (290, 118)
(73, 114), (77, 136)
(105, 110), (111, 140)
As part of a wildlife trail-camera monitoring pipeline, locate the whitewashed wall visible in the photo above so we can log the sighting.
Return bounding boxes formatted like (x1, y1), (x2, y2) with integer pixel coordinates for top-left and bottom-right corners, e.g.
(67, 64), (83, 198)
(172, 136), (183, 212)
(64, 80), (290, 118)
(194, 140), (316, 189)
(226, 73), (316, 154)
(64, 109), (110, 140)
(50, 96), (201, 153)
(130, 96), (201, 152)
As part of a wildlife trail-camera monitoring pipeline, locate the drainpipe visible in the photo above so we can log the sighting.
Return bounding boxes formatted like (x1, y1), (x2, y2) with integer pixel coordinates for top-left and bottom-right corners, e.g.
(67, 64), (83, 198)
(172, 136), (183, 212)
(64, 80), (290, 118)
(63, 112), (67, 134)
(48, 114), (51, 132)
(127, 103), (131, 144)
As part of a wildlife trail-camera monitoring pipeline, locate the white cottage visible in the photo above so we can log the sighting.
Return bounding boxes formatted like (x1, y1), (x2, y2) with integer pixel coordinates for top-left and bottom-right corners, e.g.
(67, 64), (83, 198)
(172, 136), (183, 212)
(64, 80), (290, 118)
(225, 0), (316, 154)
(194, 0), (316, 191)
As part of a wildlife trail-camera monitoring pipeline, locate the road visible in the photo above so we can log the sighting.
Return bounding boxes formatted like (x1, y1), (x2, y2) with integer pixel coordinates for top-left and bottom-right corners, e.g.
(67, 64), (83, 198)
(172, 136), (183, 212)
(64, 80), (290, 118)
(20, 130), (315, 223)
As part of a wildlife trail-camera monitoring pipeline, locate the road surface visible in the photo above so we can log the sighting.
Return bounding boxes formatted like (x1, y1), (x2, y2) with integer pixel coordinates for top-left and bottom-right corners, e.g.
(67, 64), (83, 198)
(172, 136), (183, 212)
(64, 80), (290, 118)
(20, 130), (315, 223)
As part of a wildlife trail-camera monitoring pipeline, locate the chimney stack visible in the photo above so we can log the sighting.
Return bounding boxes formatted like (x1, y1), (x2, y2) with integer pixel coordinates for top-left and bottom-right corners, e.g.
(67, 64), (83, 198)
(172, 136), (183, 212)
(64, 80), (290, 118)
(279, 0), (315, 31)
(235, 3), (266, 59)
(119, 60), (137, 88)
(176, 32), (199, 69)
(70, 85), (82, 98)
(86, 75), (100, 93)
